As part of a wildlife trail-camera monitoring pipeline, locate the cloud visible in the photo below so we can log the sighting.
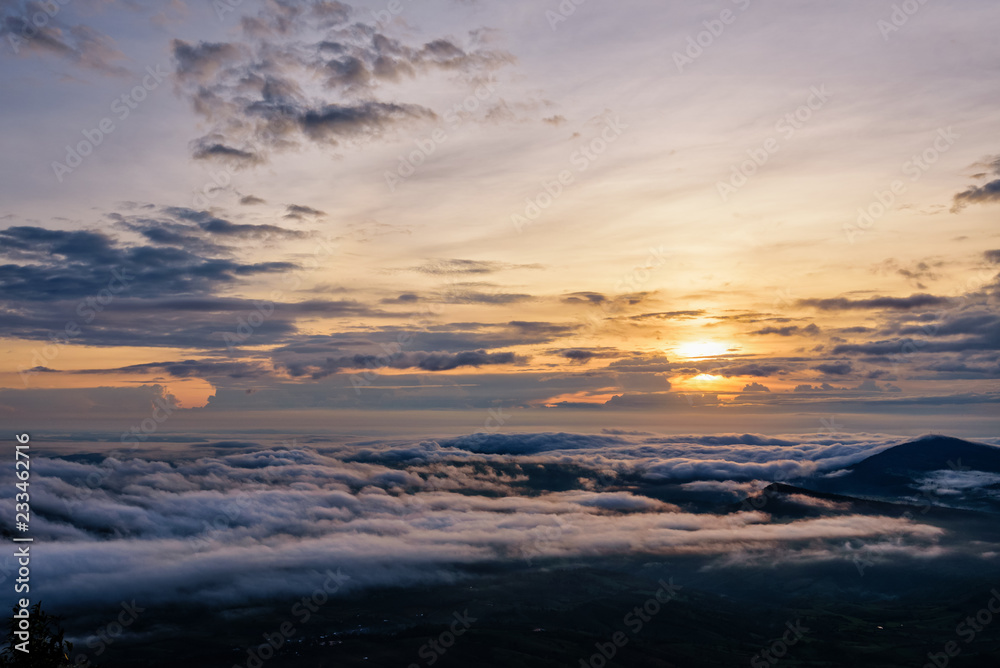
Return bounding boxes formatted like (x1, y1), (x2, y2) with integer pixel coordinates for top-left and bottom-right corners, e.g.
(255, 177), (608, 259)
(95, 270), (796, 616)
(190, 140), (265, 166)
(751, 326), (801, 336)
(741, 382), (771, 393)
(285, 204), (326, 219)
(171, 2), (514, 164)
(794, 383), (843, 393)
(832, 308), (1000, 356)
(798, 294), (952, 311)
(280, 350), (523, 379)
(0, 224), (299, 302)
(713, 363), (788, 378)
(79, 359), (272, 380)
(4, 427), (961, 614)
(413, 259), (543, 275)
(630, 310), (706, 320)
(952, 180), (1000, 211)
(813, 361), (854, 376)
(556, 349), (616, 363)
(0, 3), (129, 75)
(562, 292), (607, 305)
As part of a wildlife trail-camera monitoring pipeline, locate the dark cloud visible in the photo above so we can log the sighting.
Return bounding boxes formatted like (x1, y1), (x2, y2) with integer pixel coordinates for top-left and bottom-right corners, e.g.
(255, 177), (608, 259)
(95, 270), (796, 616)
(555, 348), (621, 363)
(713, 363), (788, 378)
(413, 259), (543, 275)
(285, 204), (326, 219)
(832, 308), (1000, 356)
(741, 382), (771, 393)
(438, 291), (534, 305)
(0, 224), (299, 302)
(280, 349), (523, 379)
(794, 383), (843, 393)
(813, 361), (854, 376)
(190, 140), (264, 166)
(0, 4), (128, 75)
(562, 292), (606, 305)
(630, 310), (705, 320)
(751, 325), (801, 336)
(80, 359), (272, 380)
(171, 2), (514, 163)
(382, 293), (421, 304)
(952, 155), (1000, 211)
(798, 294), (952, 311)
(952, 180), (1000, 212)
(873, 259), (942, 288)
(300, 101), (437, 142)
(162, 207), (310, 240)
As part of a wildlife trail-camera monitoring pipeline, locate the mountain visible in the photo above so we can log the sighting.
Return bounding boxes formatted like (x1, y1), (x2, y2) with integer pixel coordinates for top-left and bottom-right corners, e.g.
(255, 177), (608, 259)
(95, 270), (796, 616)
(812, 435), (1000, 512)
(848, 435), (1000, 477)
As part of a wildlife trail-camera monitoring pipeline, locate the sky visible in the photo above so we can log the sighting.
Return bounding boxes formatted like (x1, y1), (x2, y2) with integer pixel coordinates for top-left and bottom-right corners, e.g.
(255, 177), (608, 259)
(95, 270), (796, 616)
(1, 0), (999, 438)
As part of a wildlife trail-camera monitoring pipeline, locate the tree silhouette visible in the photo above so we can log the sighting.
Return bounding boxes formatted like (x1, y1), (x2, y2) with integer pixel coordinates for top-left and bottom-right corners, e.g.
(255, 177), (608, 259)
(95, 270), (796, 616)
(0, 603), (77, 668)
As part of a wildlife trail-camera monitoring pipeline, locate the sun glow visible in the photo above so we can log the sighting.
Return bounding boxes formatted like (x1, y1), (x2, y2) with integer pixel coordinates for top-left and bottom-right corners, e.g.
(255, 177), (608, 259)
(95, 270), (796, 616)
(675, 341), (730, 359)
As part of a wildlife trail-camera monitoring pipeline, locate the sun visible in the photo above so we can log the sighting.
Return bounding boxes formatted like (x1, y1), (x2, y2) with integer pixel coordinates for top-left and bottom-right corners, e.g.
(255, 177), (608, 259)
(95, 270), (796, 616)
(674, 341), (730, 359)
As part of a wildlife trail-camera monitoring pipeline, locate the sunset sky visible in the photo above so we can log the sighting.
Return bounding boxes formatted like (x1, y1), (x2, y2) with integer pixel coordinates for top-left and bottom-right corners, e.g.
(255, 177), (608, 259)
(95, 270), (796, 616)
(1, 0), (998, 436)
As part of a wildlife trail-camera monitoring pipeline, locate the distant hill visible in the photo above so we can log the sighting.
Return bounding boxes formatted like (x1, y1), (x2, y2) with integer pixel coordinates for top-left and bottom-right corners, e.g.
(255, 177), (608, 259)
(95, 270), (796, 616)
(811, 435), (1000, 512)
(848, 435), (1000, 477)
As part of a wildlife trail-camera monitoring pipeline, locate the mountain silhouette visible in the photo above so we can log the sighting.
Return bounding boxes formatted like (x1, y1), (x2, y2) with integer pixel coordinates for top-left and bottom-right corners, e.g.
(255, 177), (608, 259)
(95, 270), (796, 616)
(812, 435), (1000, 511)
